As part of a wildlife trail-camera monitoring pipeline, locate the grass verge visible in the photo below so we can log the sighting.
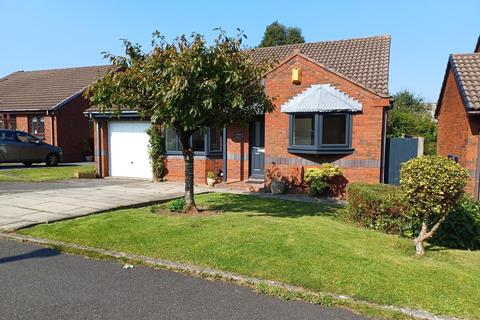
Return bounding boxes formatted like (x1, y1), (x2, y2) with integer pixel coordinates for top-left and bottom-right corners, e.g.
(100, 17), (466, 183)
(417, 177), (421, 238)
(19, 193), (480, 319)
(0, 165), (95, 181)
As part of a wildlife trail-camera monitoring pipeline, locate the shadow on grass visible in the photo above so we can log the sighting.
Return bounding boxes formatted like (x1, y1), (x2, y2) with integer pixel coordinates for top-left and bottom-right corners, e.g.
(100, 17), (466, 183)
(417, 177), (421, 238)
(203, 193), (340, 218)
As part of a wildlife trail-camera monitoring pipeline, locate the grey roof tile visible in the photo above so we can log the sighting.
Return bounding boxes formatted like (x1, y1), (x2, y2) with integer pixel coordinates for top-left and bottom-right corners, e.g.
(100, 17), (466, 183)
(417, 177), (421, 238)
(451, 54), (480, 110)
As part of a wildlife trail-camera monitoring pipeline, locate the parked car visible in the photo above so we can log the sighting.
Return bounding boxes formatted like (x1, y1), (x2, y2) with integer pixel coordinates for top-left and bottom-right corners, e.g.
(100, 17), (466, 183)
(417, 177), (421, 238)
(0, 129), (63, 166)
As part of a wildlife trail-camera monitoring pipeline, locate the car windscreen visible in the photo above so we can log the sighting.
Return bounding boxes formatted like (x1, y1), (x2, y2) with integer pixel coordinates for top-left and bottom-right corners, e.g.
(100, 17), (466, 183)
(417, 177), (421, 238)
(16, 132), (38, 143)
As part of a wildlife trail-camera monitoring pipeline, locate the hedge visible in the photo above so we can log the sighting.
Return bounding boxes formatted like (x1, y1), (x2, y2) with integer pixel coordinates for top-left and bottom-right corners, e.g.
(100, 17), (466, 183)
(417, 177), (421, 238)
(346, 183), (407, 234)
(346, 182), (480, 250)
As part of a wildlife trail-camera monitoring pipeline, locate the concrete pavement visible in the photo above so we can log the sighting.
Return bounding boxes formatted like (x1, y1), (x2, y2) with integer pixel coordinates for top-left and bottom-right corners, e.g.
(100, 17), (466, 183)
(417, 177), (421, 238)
(0, 179), (203, 231)
(0, 239), (368, 320)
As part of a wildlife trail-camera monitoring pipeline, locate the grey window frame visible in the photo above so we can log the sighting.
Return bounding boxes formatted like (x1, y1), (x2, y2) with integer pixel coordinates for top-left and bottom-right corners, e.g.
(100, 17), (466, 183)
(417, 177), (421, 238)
(164, 127), (224, 156)
(288, 113), (354, 154)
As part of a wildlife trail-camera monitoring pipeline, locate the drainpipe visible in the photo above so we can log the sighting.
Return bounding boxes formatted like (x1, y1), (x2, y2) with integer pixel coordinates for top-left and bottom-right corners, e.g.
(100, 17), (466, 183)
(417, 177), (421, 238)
(96, 121), (103, 177)
(475, 133), (480, 200)
(380, 107), (387, 183)
(223, 127), (227, 182)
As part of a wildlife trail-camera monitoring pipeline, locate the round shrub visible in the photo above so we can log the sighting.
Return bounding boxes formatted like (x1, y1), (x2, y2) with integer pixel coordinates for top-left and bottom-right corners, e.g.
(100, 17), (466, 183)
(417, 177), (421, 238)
(305, 164), (343, 196)
(400, 155), (469, 255)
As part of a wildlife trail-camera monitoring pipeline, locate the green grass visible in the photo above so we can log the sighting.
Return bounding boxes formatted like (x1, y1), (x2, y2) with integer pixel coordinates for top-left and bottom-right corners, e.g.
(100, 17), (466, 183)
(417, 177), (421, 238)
(20, 193), (480, 319)
(0, 165), (95, 181)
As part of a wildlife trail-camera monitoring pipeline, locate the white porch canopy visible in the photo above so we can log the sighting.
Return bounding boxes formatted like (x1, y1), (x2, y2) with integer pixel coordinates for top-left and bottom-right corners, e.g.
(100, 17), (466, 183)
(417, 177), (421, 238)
(280, 84), (362, 113)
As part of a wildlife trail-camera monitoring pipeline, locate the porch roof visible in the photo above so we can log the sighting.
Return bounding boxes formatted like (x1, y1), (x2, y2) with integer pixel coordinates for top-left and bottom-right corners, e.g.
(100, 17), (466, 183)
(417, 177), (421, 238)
(280, 84), (362, 113)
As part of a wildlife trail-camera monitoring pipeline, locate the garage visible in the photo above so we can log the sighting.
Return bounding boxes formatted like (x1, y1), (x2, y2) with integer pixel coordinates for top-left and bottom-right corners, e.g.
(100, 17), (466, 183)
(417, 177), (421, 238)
(108, 121), (152, 179)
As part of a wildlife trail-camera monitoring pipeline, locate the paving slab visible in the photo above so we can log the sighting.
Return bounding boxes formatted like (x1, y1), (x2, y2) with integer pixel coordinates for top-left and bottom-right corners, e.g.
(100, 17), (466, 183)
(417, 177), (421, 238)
(0, 179), (204, 231)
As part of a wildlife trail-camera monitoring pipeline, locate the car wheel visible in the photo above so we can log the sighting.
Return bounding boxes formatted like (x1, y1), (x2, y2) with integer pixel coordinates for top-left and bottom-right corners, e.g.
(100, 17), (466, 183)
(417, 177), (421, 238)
(45, 153), (60, 166)
(22, 162), (33, 167)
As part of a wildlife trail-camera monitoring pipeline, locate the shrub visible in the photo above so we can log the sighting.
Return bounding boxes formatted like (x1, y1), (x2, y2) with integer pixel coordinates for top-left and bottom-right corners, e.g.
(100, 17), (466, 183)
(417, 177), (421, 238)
(423, 196), (480, 250)
(166, 198), (185, 213)
(147, 124), (167, 181)
(305, 164), (343, 196)
(400, 155), (469, 255)
(346, 183), (407, 233)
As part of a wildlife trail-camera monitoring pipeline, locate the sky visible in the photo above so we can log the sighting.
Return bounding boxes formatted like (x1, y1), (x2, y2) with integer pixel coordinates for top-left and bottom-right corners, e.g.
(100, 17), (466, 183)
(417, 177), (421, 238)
(0, 0), (479, 102)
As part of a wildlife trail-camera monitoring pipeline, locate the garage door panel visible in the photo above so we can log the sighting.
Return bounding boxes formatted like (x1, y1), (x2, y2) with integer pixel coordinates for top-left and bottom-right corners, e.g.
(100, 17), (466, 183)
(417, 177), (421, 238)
(108, 122), (152, 179)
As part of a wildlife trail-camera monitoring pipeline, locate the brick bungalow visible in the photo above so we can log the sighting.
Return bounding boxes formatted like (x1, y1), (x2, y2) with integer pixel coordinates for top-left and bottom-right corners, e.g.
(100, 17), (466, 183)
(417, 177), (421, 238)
(87, 35), (391, 192)
(0, 66), (109, 162)
(436, 36), (480, 198)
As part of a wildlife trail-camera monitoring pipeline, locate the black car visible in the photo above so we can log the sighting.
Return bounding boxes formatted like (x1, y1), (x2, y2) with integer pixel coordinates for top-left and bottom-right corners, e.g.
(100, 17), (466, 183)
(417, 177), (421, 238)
(0, 129), (63, 166)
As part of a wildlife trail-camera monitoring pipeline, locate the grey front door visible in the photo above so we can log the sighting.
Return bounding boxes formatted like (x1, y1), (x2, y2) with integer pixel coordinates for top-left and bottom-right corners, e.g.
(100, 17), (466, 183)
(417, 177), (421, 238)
(250, 116), (265, 177)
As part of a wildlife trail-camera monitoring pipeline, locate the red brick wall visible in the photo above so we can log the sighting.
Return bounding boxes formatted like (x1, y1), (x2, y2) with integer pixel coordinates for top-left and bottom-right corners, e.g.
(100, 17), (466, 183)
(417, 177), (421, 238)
(226, 124), (249, 181)
(55, 95), (92, 162)
(263, 54), (389, 192)
(93, 120), (109, 177)
(15, 115), (28, 132)
(437, 67), (478, 196)
(165, 156), (223, 185)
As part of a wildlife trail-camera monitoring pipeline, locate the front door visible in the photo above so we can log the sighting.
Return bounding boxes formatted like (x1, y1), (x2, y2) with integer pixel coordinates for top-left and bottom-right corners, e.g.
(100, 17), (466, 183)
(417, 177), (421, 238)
(249, 116), (265, 177)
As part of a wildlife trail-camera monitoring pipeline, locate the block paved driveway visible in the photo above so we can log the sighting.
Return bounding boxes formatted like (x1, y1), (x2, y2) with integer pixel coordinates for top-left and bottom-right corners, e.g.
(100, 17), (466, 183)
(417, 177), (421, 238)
(0, 179), (201, 231)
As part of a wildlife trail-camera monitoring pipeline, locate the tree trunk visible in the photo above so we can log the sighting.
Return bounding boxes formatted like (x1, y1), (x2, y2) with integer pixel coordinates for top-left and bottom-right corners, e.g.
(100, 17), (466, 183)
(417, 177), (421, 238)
(179, 132), (198, 214)
(413, 220), (428, 256)
(413, 216), (446, 256)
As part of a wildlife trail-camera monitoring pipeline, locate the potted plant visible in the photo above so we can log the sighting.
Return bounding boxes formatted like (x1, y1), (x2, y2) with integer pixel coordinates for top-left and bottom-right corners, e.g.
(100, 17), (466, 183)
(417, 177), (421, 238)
(267, 164), (285, 195)
(207, 171), (217, 187)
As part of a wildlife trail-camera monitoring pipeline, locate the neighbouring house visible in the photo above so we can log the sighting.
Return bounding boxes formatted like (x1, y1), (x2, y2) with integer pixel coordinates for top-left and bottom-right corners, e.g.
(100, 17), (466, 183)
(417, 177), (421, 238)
(436, 36), (480, 198)
(87, 35), (391, 194)
(0, 65), (109, 162)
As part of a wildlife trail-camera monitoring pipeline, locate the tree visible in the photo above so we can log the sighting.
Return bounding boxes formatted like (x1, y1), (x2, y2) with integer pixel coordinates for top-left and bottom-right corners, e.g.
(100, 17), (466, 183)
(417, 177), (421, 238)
(259, 21), (305, 47)
(86, 30), (275, 213)
(286, 27), (305, 45)
(387, 90), (437, 155)
(400, 156), (468, 255)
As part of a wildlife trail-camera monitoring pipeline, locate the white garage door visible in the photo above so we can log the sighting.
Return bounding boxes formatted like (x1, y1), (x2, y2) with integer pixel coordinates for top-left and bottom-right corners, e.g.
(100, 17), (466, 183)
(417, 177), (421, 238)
(108, 121), (152, 179)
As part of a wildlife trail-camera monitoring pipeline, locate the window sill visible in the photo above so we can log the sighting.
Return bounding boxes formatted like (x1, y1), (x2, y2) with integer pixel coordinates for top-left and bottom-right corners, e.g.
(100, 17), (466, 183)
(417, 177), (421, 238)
(288, 147), (354, 155)
(165, 151), (223, 157)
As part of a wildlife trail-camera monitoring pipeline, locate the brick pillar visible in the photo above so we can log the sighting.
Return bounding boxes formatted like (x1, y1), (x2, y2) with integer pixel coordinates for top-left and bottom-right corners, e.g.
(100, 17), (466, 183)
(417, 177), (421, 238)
(94, 120), (109, 177)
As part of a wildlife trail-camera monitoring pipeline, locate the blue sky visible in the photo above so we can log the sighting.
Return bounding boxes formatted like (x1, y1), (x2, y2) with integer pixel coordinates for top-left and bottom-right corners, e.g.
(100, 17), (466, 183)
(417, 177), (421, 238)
(1, 0), (479, 101)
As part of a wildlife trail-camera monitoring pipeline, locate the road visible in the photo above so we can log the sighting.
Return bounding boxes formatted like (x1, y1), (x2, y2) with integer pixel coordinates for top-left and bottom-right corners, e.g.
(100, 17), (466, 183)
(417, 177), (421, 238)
(0, 239), (368, 320)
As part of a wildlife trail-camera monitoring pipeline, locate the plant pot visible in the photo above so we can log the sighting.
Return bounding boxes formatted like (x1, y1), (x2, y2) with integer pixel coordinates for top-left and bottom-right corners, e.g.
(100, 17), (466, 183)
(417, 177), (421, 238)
(207, 177), (216, 187)
(270, 181), (285, 195)
(85, 155), (94, 162)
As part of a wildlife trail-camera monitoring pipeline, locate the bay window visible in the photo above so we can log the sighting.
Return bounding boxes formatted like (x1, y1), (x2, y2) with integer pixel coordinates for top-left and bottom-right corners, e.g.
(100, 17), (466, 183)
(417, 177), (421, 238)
(288, 113), (353, 154)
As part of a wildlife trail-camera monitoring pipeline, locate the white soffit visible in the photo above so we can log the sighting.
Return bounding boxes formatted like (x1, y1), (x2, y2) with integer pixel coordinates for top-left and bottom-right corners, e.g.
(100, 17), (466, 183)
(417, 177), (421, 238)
(280, 84), (362, 113)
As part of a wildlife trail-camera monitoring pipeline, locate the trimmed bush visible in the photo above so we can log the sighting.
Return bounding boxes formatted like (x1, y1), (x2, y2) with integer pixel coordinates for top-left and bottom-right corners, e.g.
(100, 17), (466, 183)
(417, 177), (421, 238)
(400, 155), (469, 255)
(305, 164), (343, 196)
(346, 183), (407, 234)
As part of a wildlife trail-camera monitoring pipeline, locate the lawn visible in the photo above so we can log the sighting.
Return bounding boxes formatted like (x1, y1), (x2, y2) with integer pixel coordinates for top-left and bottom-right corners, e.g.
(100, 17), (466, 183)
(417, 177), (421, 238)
(0, 165), (95, 182)
(20, 193), (480, 319)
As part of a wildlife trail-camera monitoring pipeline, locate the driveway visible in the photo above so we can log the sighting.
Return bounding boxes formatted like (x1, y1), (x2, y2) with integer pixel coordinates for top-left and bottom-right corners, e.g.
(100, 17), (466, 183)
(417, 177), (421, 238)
(0, 239), (367, 320)
(0, 179), (199, 231)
